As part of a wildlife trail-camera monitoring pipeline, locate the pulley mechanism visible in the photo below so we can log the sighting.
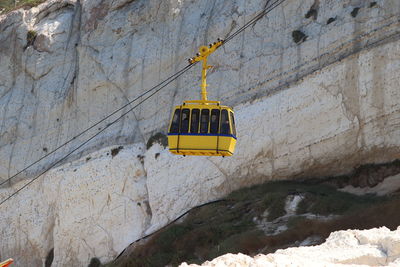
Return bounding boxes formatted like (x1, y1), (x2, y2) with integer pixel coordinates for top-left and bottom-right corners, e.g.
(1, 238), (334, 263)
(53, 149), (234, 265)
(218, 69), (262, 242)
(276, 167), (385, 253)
(187, 38), (224, 101)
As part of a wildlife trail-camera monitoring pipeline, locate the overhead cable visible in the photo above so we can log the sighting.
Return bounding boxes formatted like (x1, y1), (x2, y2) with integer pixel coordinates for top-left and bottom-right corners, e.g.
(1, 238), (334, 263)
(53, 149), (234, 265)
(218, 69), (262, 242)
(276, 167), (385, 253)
(0, 0), (286, 206)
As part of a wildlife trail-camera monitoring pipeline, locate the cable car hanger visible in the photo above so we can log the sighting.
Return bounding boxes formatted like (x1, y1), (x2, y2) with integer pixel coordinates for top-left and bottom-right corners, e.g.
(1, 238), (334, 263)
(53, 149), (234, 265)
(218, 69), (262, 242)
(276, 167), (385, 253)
(167, 39), (237, 157)
(188, 38), (224, 102)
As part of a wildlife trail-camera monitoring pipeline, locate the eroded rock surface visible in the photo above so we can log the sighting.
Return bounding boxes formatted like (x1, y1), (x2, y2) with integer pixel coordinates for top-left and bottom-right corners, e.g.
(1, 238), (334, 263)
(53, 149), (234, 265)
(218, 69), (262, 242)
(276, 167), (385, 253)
(0, 144), (150, 266)
(1, 0), (399, 179)
(1, 0), (400, 266)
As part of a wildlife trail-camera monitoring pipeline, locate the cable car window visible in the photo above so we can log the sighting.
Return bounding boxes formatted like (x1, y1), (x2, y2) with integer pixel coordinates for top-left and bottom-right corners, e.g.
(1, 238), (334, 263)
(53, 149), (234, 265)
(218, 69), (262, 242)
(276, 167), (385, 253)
(181, 108), (190, 133)
(230, 111), (236, 136)
(190, 109), (200, 133)
(220, 109), (230, 134)
(200, 109), (209, 134)
(210, 109), (220, 134)
(169, 109), (180, 133)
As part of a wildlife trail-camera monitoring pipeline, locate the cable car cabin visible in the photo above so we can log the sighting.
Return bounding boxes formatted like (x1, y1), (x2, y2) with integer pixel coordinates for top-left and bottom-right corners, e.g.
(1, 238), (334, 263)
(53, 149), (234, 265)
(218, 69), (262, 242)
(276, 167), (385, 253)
(168, 39), (237, 156)
(168, 100), (237, 156)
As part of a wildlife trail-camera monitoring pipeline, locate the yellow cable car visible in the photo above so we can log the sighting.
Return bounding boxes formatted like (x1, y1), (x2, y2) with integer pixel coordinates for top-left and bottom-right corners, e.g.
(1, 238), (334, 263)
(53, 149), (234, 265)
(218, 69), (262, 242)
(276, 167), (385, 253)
(168, 39), (237, 156)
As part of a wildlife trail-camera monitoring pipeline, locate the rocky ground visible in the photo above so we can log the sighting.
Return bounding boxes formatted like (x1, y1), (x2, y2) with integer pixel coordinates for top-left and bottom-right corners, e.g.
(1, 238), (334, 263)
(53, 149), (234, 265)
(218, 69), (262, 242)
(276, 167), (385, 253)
(180, 226), (400, 267)
(105, 160), (400, 267)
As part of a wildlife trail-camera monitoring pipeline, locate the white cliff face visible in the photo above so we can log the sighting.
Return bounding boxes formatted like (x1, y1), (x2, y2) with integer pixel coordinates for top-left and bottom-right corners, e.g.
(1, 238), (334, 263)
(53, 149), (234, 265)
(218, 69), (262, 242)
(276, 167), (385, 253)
(2, 36), (399, 266)
(1, 0), (399, 178)
(180, 227), (400, 267)
(0, 144), (150, 266)
(1, 0), (400, 266)
(146, 38), (400, 234)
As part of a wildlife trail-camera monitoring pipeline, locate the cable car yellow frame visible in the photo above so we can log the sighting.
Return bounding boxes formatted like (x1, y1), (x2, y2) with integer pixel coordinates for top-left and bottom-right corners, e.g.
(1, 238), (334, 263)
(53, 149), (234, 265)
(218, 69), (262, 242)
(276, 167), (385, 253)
(167, 40), (237, 156)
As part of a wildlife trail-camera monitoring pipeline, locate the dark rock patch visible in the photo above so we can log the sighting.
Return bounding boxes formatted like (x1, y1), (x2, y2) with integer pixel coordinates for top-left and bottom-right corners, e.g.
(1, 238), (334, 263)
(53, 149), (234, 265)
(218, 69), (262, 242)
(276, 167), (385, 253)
(111, 146), (124, 158)
(88, 257), (101, 267)
(305, 8), (318, 20)
(327, 17), (336, 24)
(146, 132), (168, 150)
(351, 7), (360, 18)
(45, 248), (54, 267)
(292, 30), (308, 44)
(137, 154), (145, 164)
(305, 0), (319, 20)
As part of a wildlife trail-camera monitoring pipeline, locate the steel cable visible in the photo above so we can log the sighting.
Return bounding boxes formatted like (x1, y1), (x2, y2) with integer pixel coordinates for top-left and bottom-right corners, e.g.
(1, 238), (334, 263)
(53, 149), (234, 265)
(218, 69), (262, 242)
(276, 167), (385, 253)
(0, 62), (197, 206)
(0, 0), (286, 206)
(0, 63), (194, 188)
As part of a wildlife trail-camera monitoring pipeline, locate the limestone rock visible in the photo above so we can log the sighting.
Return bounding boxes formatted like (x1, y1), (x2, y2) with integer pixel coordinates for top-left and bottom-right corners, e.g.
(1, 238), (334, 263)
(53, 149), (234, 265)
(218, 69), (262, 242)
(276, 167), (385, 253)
(1, 0), (400, 266)
(180, 227), (400, 267)
(1, 0), (399, 179)
(0, 144), (150, 266)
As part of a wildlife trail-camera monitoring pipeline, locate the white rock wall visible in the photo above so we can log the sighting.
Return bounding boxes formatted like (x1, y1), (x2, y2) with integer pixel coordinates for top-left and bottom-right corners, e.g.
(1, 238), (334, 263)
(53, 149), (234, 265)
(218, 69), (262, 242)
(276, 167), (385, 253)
(1, 0), (400, 266)
(145, 38), (400, 233)
(2, 34), (399, 266)
(0, 144), (150, 266)
(1, 0), (399, 178)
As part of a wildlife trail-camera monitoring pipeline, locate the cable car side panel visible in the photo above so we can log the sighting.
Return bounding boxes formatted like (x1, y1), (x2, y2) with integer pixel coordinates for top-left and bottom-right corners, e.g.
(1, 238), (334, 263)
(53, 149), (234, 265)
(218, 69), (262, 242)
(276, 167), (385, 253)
(167, 104), (236, 156)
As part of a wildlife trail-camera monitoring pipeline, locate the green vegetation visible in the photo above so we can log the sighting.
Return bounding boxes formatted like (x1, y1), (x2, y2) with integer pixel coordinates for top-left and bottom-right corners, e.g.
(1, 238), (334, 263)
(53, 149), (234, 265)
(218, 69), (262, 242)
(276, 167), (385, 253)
(296, 190), (383, 216)
(26, 29), (37, 47)
(228, 180), (387, 217)
(0, 0), (46, 15)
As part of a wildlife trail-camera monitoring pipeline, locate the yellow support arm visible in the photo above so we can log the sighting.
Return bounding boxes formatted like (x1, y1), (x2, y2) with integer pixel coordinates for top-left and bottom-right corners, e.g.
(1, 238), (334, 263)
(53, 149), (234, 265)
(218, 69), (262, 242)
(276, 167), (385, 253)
(188, 39), (224, 101)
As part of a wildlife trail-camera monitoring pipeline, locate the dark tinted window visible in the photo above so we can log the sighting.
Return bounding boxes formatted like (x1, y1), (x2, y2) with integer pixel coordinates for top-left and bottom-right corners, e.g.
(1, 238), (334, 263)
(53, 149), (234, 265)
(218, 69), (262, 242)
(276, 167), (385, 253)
(169, 109), (180, 133)
(181, 108), (190, 133)
(220, 109), (230, 134)
(230, 111), (236, 136)
(200, 109), (209, 134)
(190, 109), (200, 133)
(210, 109), (220, 134)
